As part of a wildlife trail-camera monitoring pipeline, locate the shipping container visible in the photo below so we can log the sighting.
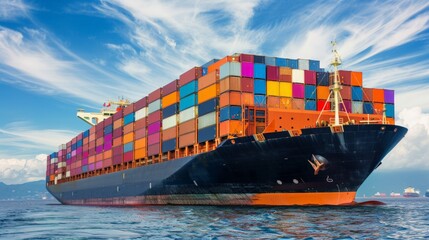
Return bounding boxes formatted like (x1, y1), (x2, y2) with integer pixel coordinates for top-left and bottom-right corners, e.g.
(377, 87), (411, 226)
(373, 88), (384, 103)
(220, 76), (241, 93)
(352, 101), (363, 114)
(352, 87), (363, 101)
(267, 81), (280, 96)
(384, 89), (394, 104)
(179, 119), (196, 135)
(162, 91), (179, 108)
(134, 118), (146, 130)
(220, 62), (241, 79)
(178, 132), (196, 148)
(162, 127), (177, 141)
(148, 99), (161, 115)
(134, 128), (146, 139)
(317, 100), (331, 111)
(179, 93), (197, 111)
(148, 133), (161, 145)
(123, 103), (135, 115)
(292, 98), (305, 110)
(292, 83), (305, 99)
(179, 80), (198, 99)
(265, 56), (276, 66)
(275, 57), (287, 66)
(340, 86), (351, 100)
(162, 80), (178, 96)
(351, 72), (363, 86)
(254, 55), (265, 64)
(340, 100), (352, 113)
(304, 70), (316, 85)
(240, 54), (254, 63)
(220, 91), (241, 108)
(135, 107), (147, 121)
(305, 85), (316, 99)
(254, 63), (266, 79)
(134, 138), (146, 149)
(163, 103), (178, 119)
(254, 79), (266, 95)
(198, 111), (216, 129)
(298, 59), (309, 70)
(148, 110), (162, 125)
(292, 69), (304, 83)
(241, 62), (254, 78)
(179, 106), (196, 123)
(241, 93), (254, 106)
(198, 84), (217, 104)
(198, 125), (217, 143)
(279, 97), (292, 109)
(198, 70), (218, 90)
(220, 106), (242, 122)
(134, 96), (147, 111)
(254, 95), (266, 107)
(162, 114), (177, 130)
(305, 100), (316, 110)
(279, 82), (292, 97)
(267, 96), (280, 108)
(219, 120), (243, 137)
(385, 104), (394, 118)
(286, 59), (299, 69)
(147, 121), (161, 135)
(179, 67), (202, 86)
(198, 98), (217, 116)
(316, 72), (329, 86)
(241, 77), (254, 93)
(148, 88), (162, 103)
(162, 138), (176, 152)
(267, 66), (279, 80)
(309, 60), (320, 71)
(363, 88), (373, 102)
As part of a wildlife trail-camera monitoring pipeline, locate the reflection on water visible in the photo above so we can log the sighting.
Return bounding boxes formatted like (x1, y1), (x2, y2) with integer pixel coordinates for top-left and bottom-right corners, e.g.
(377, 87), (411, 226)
(0, 198), (428, 239)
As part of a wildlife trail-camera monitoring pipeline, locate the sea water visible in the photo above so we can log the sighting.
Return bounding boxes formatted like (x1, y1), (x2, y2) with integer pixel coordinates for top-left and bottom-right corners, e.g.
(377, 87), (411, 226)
(0, 198), (428, 239)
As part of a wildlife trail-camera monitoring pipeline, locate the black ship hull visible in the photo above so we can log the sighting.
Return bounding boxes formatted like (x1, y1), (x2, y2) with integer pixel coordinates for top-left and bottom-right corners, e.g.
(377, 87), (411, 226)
(47, 124), (407, 206)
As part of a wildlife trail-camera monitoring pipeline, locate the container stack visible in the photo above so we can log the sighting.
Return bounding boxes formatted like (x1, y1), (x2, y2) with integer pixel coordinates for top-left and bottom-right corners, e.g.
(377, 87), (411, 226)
(47, 53), (396, 184)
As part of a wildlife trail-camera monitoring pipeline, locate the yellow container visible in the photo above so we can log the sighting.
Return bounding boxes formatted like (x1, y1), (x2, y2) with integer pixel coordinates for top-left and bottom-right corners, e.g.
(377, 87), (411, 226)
(162, 91), (178, 108)
(123, 132), (134, 144)
(198, 84), (218, 104)
(266, 81), (280, 96)
(279, 82), (292, 97)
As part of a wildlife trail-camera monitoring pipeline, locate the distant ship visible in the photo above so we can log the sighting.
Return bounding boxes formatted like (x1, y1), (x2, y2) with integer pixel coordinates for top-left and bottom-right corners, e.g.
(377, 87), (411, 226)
(390, 192), (401, 197)
(425, 190), (429, 198)
(374, 192), (386, 197)
(403, 187), (420, 197)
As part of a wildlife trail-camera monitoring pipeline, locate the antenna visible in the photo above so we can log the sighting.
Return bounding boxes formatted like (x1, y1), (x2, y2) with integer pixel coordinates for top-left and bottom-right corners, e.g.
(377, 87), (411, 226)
(331, 41), (342, 126)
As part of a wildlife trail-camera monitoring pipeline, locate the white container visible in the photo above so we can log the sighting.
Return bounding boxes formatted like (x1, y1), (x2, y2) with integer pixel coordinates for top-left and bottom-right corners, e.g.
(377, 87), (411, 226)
(198, 111), (216, 129)
(179, 106), (196, 123)
(66, 171), (71, 178)
(352, 101), (363, 114)
(148, 99), (161, 114)
(292, 69), (305, 83)
(135, 107), (147, 121)
(298, 59), (310, 70)
(162, 114), (178, 130)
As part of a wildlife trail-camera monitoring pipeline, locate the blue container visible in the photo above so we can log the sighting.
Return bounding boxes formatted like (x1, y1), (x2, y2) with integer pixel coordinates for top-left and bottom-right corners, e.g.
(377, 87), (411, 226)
(254, 55), (265, 64)
(287, 59), (299, 69)
(275, 57), (287, 67)
(386, 104), (394, 118)
(202, 67), (208, 76)
(83, 130), (89, 138)
(254, 63), (266, 79)
(123, 142), (134, 153)
(123, 113), (135, 125)
(305, 100), (317, 110)
(363, 102), (374, 114)
(202, 59), (219, 68)
(50, 152), (58, 158)
(309, 60), (320, 71)
(198, 125), (216, 143)
(220, 106), (242, 122)
(254, 79), (267, 95)
(265, 56), (276, 66)
(104, 124), (113, 135)
(305, 85), (316, 99)
(162, 138), (176, 153)
(76, 140), (83, 148)
(254, 95), (266, 107)
(179, 80), (198, 99)
(66, 153), (71, 159)
(82, 165), (88, 173)
(316, 72), (329, 86)
(179, 93), (197, 111)
(71, 143), (76, 151)
(198, 98), (217, 116)
(163, 103), (178, 118)
(352, 87), (363, 101)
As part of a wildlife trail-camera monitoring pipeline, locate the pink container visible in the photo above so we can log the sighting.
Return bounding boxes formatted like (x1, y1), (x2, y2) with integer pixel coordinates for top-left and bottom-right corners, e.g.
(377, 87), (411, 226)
(83, 151), (89, 158)
(134, 128), (146, 139)
(148, 143), (160, 156)
(113, 128), (122, 138)
(82, 158), (88, 165)
(88, 163), (95, 171)
(123, 151), (133, 162)
(66, 159), (71, 166)
(241, 62), (254, 77)
(179, 67), (203, 86)
(95, 161), (103, 170)
(304, 70), (316, 85)
(148, 110), (162, 125)
(292, 83), (305, 99)
(77, 133), (83, 141)
(148, 88), (162, 103)
(163, 80), (178, 96)
(134, 96), (147, 111)
(267, 66), (279, 80)
(113, 108), (123, 121)
(76, 147), (82, 155)
(148, 121), (161, 135)
(71, 150), (76, 157)
(148, 133), (160, 145)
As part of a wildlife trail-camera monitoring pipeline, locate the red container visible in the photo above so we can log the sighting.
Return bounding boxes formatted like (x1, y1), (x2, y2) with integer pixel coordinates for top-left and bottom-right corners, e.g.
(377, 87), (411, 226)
(123, 102), (135, 115)
(148, 133), (160, 145)
(241, 77), (254, 93)
(135, 118), (146, 130)
(317, 100), (331, 110)
(113, 145), (123, 156)
(148, 110), (162, 124)
(163, 80), (179, 96)
(179, 67), (203, 86)
(279, 74), (291, 82)
(363, 88), (373, 101)
(148, 88), (162, 103)
(304, 70), (316, 85)
(240, 54), (254, 63)
(134, 96), (147, 111)
(134, 128), (146, 139)
(267, 66), (279, 80)
(148, 143), (160, 156)
(123, 151), (133, 162)
(339, 70), (351, 86)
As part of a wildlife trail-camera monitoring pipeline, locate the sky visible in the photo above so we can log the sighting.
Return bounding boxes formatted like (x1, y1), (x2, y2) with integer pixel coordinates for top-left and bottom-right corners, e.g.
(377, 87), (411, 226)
(0, 0), (428, 189)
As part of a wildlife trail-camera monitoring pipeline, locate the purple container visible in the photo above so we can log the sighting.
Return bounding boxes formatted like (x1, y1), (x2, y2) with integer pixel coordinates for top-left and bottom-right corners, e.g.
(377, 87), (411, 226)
(104, 141), (112, 151)
(71, 150), (76, 157)
(82, 158), (88, 165)
(88, 163), (95, 171)
(304, 70), (316, 85)
(292, 83), (305, 99)
(96, 145), (103, 154)
(340, 100), (352, 113)
(95, 161), (103, 170)
(241, 62), (254, 77)
(384, 89), (394, 104)
(66, 159), (71, 166)
(148, 133), (161, 145)
(148, 121), (161, 135)
(104, 133), (112, 143)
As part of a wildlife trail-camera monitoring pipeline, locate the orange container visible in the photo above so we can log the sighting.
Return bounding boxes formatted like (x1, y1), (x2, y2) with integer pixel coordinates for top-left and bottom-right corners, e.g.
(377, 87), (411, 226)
(113, 137), (122, 147)
(267, 96), (280, 108)
(292, 98), (305, 110)
(178, 131), (196, 148)
(279, 97), (293, 109)
(123, 123), (134, 134)
(198, 84), (218, 104)
(134, 147), (146, 159)
(89, 155), (95, 164)
(279, 82), (292, 97)
(162, 127), (177, 141)
(373, 102), (384, 114)
(179, 119), (196, 135)
(134, 138), (146, 149)
(219, 91), (241, 107)
(267, 81), (280, 96)
(219, 120), (243, 137)
(89, 133), (95, 142)
(351, 72), (363, 86)
(104, 149), (112, 159)
(123, 132), (134, 144)
(207, 55), (239, 73)
(198, 70), (218, 90)
(162, 91), (178, 108)
(279, 67), (292, 76)
(373, 88), (384, 103)
(241, 93), (254, 106)
(317, 86), (330, 100)
(113, 119), (122, 129)
(363, 88), (373, 101)
(220, 77), (241, 93)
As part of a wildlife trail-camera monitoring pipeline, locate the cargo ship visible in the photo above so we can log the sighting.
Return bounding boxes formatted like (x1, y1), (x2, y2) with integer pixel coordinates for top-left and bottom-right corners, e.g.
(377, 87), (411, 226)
(403, 187), (420, 198)
(46, 44), (407, 206)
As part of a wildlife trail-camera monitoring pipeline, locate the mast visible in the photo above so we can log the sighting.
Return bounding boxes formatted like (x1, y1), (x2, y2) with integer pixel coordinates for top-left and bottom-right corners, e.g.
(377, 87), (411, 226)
(330, 41), (342, 126)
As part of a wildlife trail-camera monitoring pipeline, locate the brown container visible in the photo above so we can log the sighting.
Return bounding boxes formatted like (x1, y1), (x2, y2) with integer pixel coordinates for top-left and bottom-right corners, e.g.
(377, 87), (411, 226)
(373, 88), (384, 103)
(219, 120), (243, 137)
(148, 143), (160, 156)
(220, 77), (241, 93)
(123, 102), (135, 115)
(89, 141), (95, 149)
(292, 98), (305, 110)
(179, 119), (196, 135)
(339, 70), (351, 85)
(178, 132), (196, 148)
(219, 91), (241, 108)
(179, 67), (203, 86)
(279, 75), (292, 82)
(83, 138), (89, 145)
(240, 54), (254, 62)
(134, 118), (146, 130)
(134, 96), (147, 111)
(104, 117), (113, 127)
(241, 77), (254, 93)
(148, 88), (162, 103)
(279, 97), (293, 109)
(198, 70), (218, 90)
(363, 88), (373, 101)
(162, 80), (178, 96)
(113, 137), (122, 147)
(162, 127), (177, 141)
(134, 128), (146, 139)
(148, 110), (162, 125)
(267, 96), (280, 108)
(123, 123), (134, 134)
(241, 93), (254, 106)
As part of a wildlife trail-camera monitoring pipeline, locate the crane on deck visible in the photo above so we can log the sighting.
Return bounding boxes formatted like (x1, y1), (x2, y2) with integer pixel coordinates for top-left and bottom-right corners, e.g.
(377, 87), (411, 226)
(77, 98), (131, 126)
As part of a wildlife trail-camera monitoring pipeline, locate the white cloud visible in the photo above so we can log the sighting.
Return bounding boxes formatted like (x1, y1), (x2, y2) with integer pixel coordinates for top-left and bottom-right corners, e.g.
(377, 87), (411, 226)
(379, 107), (429, 170)
(0, 154), (47, 184)
(0, 0), (29, 20)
